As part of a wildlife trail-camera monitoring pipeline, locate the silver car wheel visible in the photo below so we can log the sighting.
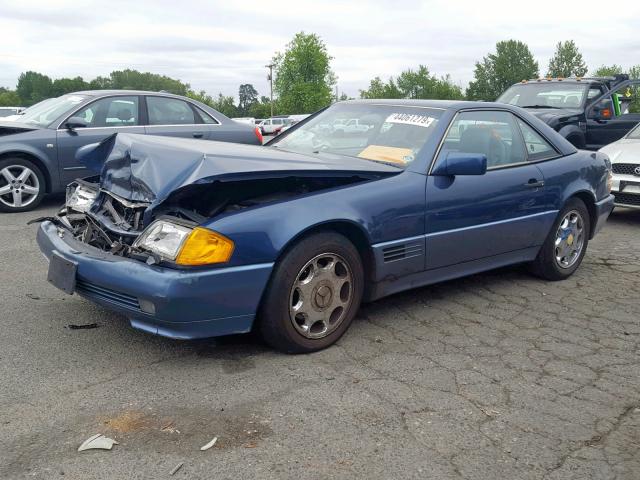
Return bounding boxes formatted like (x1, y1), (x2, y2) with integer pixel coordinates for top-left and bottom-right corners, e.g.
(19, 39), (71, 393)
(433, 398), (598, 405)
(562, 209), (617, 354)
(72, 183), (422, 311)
(0, 165), (40, 208)
(289, 253), (354, 339)
(554, 209), (585, 269)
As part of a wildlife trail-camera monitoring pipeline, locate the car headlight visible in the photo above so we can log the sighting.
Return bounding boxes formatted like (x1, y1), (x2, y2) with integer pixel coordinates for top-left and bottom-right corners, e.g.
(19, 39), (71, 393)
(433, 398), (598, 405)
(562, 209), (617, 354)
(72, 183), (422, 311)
(66, 183), (98, 212)
(133, 220), (234, 265)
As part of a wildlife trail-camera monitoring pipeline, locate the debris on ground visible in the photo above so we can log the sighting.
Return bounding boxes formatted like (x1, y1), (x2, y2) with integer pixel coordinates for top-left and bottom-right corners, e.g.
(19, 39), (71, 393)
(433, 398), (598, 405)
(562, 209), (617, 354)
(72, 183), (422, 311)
(25, 293), (40, 300)
(200, 437), (218, 451)
(170, 462), (184, 475)
(67, 323), (99, 330)
(161, 420), (180, 434)
(78, 434), (118, 452)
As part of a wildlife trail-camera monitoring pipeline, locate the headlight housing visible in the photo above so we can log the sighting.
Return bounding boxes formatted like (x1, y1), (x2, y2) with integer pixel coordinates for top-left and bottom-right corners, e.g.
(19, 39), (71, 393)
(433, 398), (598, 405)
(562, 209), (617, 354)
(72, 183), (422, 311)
(133, 220), (234, 265)
(66, 183), (98, 213)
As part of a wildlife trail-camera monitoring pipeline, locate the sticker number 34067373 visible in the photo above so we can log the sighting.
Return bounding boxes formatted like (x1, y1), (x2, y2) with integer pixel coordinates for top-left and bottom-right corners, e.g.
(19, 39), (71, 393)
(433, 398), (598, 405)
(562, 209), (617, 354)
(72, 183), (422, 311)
(385, 113), (435, 128)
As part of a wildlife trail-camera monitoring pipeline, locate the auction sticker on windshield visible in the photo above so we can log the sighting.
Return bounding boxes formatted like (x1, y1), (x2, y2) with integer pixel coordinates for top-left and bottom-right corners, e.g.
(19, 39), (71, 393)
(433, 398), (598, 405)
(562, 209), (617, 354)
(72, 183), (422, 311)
(385, 113), (435, 128)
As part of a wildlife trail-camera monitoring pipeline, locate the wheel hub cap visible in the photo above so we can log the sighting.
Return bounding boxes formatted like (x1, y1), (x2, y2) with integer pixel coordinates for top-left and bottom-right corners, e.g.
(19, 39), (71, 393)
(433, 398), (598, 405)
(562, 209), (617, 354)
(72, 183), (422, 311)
(289, 253), (354, 339)
(554, 210), (585, 269)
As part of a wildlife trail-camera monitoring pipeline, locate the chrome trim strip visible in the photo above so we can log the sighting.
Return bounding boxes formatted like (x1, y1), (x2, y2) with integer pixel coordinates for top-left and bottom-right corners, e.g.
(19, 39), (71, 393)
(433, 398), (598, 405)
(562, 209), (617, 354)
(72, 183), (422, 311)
(372, 234), (424, 249)
(62, 166), (89, 171)
(372, 210), (559, 248)
(425, 210), (559, 238)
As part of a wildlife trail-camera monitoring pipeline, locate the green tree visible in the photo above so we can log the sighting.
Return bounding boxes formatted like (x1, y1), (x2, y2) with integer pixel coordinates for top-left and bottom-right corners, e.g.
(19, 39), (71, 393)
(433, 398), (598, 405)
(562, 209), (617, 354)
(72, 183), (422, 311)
(16, 71), (53, 105)
(186, 89), (214, 106)
(359, 76), (402, 99)
(396, 66), (463, 99)
(51, 76), (89, 97)
(88, 69), (190, 95)
(238, 84), (258, 115)
(248, 96), (274, 118)
(210, 93), (237, 118)
(547, 40), (587, 78)
(593, 64), (624, 77)
(273, 32), (335, 114)
(466, 40), (539, 101)
(0, 89), (21, 106)
(360, 66), (463, 100)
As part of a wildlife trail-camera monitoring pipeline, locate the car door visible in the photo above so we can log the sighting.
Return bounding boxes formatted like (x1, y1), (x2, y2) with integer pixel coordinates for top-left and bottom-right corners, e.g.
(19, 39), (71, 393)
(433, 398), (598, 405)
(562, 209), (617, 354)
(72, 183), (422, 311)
(586, 81), (640, 149)
(425, 110), (551, 270)
(56, 95), (144, 185)
(144, 96), (208, 139)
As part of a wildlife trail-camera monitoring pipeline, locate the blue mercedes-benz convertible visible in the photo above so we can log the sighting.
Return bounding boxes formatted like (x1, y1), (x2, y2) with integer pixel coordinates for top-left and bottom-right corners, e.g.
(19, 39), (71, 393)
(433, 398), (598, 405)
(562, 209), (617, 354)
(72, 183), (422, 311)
(36, 100), (614, 353)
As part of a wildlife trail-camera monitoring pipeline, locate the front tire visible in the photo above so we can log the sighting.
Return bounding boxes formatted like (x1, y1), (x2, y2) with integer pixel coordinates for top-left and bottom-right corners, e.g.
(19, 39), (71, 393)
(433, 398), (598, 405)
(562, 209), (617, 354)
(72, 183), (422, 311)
(0, 158), (46, 213)
(259, 232), (364, 353)
(530, 197), (590, 281)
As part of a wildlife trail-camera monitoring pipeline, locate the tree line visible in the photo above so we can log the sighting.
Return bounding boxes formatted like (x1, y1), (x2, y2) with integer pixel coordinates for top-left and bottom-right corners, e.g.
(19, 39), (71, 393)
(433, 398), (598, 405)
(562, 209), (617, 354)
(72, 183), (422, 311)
(1, 34), (639, 116)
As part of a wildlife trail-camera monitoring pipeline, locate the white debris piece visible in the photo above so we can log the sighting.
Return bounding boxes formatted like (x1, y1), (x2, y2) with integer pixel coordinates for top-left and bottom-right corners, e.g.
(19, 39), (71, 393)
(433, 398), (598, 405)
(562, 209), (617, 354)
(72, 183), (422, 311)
(200, 437), (218, 451)
(78, 433), (119, 451)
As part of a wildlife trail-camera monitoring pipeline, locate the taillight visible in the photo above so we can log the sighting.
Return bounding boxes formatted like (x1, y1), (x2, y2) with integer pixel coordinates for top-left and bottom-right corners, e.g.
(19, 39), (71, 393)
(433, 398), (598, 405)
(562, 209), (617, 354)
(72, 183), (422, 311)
(254, 127), (263, 144)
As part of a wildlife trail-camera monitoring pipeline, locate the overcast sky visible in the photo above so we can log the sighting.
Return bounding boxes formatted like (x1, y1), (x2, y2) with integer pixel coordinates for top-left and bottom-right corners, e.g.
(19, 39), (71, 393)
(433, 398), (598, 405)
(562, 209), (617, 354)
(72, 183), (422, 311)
(1, 0), (639, 100)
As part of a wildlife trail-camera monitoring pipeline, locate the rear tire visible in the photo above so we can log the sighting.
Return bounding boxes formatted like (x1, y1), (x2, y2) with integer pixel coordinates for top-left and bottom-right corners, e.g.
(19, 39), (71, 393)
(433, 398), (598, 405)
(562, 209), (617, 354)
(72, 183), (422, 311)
(529, 197), (590, 281)
(259, 232), (364, 353)
(0, 157), (46, 213)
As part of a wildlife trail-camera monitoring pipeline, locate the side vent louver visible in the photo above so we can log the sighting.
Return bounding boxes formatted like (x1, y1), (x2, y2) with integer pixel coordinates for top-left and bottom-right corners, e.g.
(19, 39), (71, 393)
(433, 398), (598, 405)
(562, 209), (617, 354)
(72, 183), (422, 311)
(382, 241), (423, 263)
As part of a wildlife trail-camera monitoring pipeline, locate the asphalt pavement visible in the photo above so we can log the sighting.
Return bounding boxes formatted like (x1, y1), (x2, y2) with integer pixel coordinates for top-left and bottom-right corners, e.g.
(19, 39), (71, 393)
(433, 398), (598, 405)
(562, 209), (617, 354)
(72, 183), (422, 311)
(1, 196), (639, 479)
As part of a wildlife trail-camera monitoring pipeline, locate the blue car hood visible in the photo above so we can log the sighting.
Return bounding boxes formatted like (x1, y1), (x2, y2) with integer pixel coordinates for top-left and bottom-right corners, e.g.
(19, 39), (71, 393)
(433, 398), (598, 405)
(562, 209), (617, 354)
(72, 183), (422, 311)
(77, 133), (401, 205)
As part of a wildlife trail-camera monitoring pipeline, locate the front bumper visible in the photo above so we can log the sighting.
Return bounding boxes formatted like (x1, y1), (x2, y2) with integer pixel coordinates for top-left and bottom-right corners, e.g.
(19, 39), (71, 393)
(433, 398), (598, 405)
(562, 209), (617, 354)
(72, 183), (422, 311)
(592, 194), (615, 237)
(37, 221), (273, 339)
(611, 175), (640, 209)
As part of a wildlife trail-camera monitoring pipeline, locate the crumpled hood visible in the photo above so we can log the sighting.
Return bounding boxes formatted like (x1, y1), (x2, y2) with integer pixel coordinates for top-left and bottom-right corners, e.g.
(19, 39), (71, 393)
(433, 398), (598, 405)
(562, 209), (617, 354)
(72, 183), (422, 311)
(77, 133), (401, 206)
(526, 108), (581, 125)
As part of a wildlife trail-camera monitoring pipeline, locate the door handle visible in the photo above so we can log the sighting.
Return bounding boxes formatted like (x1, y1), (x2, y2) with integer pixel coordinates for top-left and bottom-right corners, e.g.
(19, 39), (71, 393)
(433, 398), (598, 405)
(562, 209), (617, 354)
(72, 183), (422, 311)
(524, 179), (545, 188)
(192, 132), (204, 138)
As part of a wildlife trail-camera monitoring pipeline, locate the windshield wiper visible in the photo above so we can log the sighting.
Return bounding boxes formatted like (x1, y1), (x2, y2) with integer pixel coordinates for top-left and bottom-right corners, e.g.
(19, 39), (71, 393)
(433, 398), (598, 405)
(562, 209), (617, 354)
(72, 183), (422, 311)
(520, 105), (560, 109)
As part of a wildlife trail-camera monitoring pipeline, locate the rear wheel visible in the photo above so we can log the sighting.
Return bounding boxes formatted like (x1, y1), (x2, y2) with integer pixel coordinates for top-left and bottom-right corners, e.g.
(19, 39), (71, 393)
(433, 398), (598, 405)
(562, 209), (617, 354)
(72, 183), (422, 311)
(259, 232), (364, 353)
(530, 197), (590, 280)
(0, 158), (45, 213)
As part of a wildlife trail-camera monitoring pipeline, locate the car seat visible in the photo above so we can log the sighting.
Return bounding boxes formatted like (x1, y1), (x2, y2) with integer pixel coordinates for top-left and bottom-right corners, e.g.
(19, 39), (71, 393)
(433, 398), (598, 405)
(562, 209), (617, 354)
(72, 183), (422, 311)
(459, 127), (507, 166)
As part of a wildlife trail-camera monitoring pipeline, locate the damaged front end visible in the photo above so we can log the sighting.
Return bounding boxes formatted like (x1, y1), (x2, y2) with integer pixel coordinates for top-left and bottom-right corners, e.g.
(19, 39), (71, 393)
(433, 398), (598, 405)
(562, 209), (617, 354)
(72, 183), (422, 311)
(59, 179), (151, 258)
(43, 132), (401, 266)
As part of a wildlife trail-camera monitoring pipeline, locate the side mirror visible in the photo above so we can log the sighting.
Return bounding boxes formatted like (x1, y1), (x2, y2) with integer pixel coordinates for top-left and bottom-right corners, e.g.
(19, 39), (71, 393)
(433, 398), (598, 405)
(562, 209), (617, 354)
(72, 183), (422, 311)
(588, 99), (613, 121)
(432, 152), (487, 176)
(65, 116), (88, 130)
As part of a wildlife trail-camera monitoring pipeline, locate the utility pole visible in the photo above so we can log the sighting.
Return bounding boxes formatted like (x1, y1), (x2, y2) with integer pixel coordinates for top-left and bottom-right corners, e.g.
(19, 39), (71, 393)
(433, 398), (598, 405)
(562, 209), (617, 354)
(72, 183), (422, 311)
(265, 63), (275, 117)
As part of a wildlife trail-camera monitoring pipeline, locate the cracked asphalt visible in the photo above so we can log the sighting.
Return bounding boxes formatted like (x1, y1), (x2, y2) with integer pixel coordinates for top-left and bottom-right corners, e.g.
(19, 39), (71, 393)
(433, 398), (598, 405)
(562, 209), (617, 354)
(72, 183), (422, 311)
(1, 196), (639, 480)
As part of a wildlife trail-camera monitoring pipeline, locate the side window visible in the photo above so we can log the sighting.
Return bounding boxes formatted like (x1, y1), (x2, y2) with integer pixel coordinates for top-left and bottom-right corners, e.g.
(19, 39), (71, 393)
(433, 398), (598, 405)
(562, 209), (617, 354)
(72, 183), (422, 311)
(74, 96), (139, 128)
(147, 97), (196, 125)
(516, 119), (557, 161)
(195, 107), (219, 124)
(440, 111), (526, 168)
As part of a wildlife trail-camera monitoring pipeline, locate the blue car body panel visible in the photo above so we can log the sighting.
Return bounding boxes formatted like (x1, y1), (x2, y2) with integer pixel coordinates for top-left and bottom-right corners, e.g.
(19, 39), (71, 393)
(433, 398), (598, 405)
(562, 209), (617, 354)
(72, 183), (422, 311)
(36, 100), (615, 340)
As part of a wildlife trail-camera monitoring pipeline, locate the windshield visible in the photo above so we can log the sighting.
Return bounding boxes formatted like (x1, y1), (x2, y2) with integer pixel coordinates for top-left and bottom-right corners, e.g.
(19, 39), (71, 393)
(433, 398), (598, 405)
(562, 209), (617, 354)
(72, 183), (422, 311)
(0, 108), (19, 117)
(498, 83), (589, 109)
(626, 123), (640, 139)
(272, 103), (442, 167)
(18, 95), (88, 127)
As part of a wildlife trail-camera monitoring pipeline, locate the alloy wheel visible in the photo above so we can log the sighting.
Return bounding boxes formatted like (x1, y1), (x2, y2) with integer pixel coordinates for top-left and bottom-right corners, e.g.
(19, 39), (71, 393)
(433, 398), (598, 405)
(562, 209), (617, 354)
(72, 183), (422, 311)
(0, 165), (40, 209)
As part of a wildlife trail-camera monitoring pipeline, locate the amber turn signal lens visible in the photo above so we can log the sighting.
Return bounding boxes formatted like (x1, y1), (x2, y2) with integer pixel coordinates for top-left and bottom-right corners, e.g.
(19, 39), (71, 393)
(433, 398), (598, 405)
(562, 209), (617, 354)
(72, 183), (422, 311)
(175, 228), (234, 265)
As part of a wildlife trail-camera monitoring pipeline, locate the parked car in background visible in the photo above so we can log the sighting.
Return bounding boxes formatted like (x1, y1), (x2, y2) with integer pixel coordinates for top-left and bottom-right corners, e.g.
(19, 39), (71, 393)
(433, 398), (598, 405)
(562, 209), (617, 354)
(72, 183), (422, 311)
(36, 100), (613, 353)
(332, 118), (372, 134)
(599, 122), (640, 209)
(0, 106), (25, 120)
(232, 117), (255, 126)
(498, 75), (640, 150)
(258, 117), (293, 135)
(0, 90), (262, 212)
